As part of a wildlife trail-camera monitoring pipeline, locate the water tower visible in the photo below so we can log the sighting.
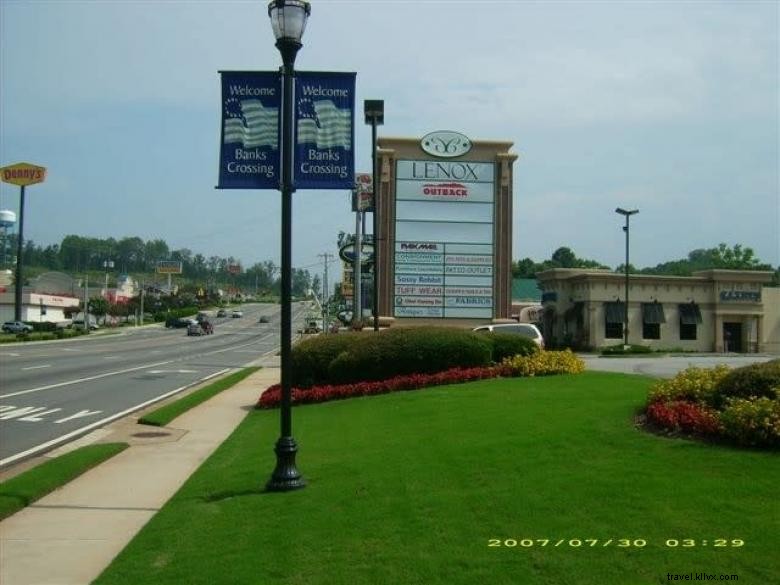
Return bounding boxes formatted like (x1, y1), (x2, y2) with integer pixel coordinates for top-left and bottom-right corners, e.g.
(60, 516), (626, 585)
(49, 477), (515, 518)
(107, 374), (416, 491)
(0, 209), (16, 268)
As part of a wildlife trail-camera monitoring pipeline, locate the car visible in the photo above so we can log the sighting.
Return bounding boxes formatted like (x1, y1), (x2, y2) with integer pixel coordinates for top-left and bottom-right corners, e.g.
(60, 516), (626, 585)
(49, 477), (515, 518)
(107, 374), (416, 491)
(187, 322), (204, 336)
(2, 321), (34, 334)
(258, 315), (269, 323)
(216, 309), (227, 318)
(473, 323), (545, 349)
(165, 317), (192, 328)
(71, 320), (99, 331)
(231, 310), (243, 318)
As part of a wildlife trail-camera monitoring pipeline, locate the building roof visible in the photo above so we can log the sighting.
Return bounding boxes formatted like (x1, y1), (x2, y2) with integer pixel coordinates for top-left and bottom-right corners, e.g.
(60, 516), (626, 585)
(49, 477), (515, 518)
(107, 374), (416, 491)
(512, 278), (541, 301)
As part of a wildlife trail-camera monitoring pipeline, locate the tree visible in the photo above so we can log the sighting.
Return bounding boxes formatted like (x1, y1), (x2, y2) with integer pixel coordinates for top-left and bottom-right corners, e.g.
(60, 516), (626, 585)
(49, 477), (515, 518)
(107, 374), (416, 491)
(551, 246), (577, 268)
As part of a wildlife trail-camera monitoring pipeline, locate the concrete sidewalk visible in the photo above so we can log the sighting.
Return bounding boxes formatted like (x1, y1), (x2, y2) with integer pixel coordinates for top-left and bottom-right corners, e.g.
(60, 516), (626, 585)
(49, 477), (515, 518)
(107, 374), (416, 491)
(0, 366), (280, 585)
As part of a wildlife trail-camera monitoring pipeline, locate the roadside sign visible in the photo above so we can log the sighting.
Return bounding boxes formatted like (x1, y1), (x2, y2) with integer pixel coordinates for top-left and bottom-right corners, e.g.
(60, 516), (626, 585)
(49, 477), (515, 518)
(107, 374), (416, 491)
(0, 163), (46, 186)
(156, 261), (183, 274)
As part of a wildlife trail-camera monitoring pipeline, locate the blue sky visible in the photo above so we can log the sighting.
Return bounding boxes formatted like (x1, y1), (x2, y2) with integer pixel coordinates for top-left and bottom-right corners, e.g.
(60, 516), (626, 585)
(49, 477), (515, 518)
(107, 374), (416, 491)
(1, 0), (778, 275)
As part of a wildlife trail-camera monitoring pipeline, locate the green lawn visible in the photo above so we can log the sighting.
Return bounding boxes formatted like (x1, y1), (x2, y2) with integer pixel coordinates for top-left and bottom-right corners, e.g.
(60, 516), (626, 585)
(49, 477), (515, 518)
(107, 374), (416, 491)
(93, 372), (779, 585)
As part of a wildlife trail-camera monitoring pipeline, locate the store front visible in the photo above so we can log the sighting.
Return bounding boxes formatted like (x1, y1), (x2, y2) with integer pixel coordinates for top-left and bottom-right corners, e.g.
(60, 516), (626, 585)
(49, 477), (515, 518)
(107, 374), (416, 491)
(536, 268), (778, 354)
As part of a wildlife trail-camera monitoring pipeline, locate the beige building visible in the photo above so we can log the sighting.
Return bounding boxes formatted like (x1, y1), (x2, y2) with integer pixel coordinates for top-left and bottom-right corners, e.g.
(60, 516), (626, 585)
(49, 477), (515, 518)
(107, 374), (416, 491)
(537, 268), (779, 354)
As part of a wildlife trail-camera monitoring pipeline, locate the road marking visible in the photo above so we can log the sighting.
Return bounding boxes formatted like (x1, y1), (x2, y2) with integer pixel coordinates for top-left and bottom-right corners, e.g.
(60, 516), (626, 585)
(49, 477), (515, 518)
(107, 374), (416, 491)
(0, 367), (231, 468)
(61, 348), (81, 352)
(103, 356), (119, 360)
(147, 369), (198, 374)
(0, 359), (173, 399)
(0, 352), (21, 357)
(22, 364), (51, 371)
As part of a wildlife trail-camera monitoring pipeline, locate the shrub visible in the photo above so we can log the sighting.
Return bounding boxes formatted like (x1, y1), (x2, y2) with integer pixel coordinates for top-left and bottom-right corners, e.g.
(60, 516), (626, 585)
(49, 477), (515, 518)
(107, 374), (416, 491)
(601, 344), (652, 356)
(646, 400), (721, 436)
(710, 360), (780, 409)
(719, 397), (780, 448)
(647, 365), (731, 406)
(292, 327), (492, 388)
(478, 332), (539, 363)
(502, 350), (585, 377)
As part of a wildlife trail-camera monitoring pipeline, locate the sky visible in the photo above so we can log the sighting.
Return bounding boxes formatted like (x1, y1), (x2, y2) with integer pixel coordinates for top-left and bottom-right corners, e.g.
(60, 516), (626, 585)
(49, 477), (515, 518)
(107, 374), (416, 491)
(1, 0), (778, 277)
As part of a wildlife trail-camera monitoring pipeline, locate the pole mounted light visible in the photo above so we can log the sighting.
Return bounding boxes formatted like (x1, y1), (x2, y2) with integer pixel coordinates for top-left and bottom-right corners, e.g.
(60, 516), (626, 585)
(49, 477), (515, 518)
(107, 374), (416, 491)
(615, 207), (638, 348)
(364, 99), (384, 332)
(266, 0), (310, 492)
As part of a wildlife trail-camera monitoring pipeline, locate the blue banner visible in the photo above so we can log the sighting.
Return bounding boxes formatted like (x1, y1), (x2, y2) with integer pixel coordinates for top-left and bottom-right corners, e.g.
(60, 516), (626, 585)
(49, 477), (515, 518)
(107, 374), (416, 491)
(217, 71), (280, 189)
(294, 71), (356, 190)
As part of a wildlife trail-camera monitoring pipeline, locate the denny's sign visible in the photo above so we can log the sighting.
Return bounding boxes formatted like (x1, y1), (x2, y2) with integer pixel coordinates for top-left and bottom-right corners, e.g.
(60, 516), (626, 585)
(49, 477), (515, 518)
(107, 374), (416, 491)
(0, 163), (47, 186)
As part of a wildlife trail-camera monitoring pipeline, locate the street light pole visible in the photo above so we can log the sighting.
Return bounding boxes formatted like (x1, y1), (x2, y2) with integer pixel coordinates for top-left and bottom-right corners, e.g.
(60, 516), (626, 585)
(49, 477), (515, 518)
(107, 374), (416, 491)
(364, 100), (384, 332)
(615, 207), (638, 348)
(266, 0), (310, 492)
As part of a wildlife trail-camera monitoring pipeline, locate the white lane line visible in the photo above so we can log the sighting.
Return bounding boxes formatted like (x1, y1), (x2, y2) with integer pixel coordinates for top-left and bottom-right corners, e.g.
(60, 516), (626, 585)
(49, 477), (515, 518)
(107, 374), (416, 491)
(0, 352), (21, 357)
(103, 356), (119, 360)
(0, 367), (232, 468)
(21, 365), (51, 371)
(0, 360), (173, 399)
(61, 348), (81, 352)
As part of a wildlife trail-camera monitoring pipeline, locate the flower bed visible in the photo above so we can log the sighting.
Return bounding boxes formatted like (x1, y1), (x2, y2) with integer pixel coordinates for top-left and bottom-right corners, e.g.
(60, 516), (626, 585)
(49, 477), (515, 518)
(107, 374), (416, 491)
(257, 350), (585, 409)
(644, 361), (780, 449)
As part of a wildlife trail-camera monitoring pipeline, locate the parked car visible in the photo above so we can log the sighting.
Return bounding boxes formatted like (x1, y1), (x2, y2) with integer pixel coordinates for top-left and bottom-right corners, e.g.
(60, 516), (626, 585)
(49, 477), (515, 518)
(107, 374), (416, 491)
(231, 310), (243, 318)
(472, 323), (545, 349)
(71, 320), (100, 331)
(2, 321), (34, 334)
(216, 309), (228, 318)
(187, 322), (204, 336)
(258, 315), (269, 323)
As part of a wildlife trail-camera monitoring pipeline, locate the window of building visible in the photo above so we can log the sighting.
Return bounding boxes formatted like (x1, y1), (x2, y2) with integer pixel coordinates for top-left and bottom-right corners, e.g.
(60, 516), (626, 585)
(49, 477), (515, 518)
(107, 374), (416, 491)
(679, 303), (702, 341)
(642, 302), (665, 340)
(604, 301), (624, 339)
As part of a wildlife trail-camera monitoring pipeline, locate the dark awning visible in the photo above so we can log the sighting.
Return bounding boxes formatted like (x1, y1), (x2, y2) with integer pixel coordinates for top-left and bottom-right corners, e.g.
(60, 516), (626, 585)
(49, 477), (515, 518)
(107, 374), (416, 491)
(679, 303), (703, 325)
(642, 302), (666, 324)
(604, 301), (625, 323)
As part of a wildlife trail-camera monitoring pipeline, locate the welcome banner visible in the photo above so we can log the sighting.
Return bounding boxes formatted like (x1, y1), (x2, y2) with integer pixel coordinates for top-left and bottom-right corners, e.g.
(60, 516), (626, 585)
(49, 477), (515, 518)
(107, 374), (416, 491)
(294, 71), (356, 190)
(217, 71), (280, 189)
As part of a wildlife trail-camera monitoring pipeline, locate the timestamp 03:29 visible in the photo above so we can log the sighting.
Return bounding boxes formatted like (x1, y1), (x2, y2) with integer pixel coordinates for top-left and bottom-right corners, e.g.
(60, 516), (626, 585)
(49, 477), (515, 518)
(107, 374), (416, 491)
(487, 539), (745, 548)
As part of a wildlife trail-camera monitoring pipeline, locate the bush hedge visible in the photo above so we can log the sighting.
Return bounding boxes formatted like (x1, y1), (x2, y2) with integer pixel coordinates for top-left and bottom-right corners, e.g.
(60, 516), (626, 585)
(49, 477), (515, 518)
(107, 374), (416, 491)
(710, 359), (780, 409)
(291, 327), (492, 388)
(601, 344), (653, 356)
(477, 331), (539, 363)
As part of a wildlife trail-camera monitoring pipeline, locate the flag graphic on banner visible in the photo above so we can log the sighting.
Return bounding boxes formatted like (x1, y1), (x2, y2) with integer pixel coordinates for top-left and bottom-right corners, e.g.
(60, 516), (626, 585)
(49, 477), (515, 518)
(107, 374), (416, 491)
(296, 98), (352, 150)
(223, 97), (278, 149)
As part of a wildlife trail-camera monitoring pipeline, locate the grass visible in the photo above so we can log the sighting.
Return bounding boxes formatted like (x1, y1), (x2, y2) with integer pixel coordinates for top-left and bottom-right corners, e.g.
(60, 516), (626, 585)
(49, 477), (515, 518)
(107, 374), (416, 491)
(138, 367), (260, 427)
(93, 373), (779, 585)
(0, 442), (128, 520)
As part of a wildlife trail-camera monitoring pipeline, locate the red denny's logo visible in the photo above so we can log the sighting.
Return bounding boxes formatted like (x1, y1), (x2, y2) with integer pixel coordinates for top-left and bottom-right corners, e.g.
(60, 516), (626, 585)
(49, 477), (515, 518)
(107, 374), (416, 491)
(422, 182), (468, 197)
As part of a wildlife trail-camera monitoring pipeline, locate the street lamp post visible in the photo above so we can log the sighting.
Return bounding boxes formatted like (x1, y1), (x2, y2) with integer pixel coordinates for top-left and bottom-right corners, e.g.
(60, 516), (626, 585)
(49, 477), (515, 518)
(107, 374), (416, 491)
(364, 100), (384, 332)
(615, 207), (638, 348)
(266, 0), (310, 492)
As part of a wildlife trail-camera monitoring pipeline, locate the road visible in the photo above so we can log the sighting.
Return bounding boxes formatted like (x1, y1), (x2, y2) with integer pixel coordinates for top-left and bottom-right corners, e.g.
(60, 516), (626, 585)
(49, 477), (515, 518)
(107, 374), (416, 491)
(580, 353), (775, 378)
(0, 302), (312, 467)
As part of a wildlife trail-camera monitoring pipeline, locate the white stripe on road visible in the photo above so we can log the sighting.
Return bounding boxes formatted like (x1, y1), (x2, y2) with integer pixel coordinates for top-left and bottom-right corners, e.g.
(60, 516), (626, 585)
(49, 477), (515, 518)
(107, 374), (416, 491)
(1, 352), (21, 357)
(0, 360), (173, 399)
(22, 365), (51, 371)
(0, 368), (232, 468)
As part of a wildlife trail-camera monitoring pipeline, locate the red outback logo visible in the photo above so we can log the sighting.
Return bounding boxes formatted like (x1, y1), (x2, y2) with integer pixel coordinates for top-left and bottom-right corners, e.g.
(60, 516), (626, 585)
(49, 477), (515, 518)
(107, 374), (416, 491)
(422, 182), (468, 197)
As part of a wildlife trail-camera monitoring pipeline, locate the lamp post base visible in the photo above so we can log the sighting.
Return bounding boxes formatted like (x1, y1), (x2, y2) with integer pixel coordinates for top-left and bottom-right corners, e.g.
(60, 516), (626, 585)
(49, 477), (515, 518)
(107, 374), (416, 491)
(266, 436), (305, 491)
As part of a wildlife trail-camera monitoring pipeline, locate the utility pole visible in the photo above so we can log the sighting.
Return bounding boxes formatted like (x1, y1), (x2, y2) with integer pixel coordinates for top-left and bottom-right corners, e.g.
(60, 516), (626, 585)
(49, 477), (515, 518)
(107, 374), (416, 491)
(353, 206), (362, 329)
(318, 252), (334, 333)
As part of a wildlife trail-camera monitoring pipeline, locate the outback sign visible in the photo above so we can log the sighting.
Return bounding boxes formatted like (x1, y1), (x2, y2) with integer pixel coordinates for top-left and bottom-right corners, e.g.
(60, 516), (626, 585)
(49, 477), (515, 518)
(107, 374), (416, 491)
(420, 131), (472, 158)
(0, 162), (47, 186)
